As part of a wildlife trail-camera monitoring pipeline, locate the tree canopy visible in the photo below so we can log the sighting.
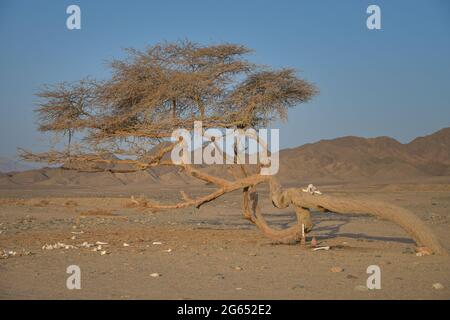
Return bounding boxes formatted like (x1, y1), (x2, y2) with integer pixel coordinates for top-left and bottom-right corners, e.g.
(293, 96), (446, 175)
(22, 40), (317, 163)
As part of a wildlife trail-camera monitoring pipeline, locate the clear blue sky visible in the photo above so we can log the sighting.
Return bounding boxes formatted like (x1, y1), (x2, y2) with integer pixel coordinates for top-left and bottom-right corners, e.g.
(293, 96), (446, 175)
(1, 0), (449, 157)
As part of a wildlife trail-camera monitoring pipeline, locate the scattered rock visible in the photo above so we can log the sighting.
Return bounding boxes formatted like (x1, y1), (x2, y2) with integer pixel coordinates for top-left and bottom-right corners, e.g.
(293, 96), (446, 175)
(150, 273), (161, 278)
(80, 242), (94, 248)
(152, 241), (162, 245)
(330, 266), (344, 273)
(415, 247), (433, 256)
(313, 246), (330, 251)
(1, 249), (33, 259)
(416, 252), (425, 257)
(1, 250), (17, 259)
(234, 266), (243, 271)
(92, 245), (104, 252)
(42, 242), (76, 250)
(123, 243), (130, 247)
(432, 283), (444, 290)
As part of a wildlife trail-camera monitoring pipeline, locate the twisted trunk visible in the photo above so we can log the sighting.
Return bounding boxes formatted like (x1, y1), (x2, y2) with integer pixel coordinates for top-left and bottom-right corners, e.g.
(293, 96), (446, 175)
(241, 177), (447, 255)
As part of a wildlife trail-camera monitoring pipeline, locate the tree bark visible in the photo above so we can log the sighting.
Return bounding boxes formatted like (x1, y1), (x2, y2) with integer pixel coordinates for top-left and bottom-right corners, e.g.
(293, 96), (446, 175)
(264, 177), (448, 255)
(172, 99), (177, 120)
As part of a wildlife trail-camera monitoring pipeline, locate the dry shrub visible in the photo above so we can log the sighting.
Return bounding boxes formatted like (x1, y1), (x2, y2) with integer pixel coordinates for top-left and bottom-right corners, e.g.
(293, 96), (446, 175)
(33, 199), (50, 207)
(64, 200), (78, 207)
(125, 195), (150, 208)
(124, 201), (141, 209)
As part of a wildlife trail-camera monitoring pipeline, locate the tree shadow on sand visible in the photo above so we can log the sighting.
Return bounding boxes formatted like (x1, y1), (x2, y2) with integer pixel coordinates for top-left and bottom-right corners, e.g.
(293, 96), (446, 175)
(188, 210), (415, 245)
(311, 219), (415, 244)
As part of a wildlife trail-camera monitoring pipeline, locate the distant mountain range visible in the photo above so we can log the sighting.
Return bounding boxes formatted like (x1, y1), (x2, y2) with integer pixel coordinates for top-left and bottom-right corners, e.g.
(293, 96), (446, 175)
(277, 127), (450, 182)
(0, 156), (35, 173)
(1, 128), (449, 187)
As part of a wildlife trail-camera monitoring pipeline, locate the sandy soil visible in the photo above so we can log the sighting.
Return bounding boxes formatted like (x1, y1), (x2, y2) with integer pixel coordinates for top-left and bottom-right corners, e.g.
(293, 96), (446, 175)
(0, 180), (449, 299)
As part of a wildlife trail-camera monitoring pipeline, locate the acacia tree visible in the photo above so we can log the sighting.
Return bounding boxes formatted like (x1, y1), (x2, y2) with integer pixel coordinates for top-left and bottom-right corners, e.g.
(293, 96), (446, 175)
(21, 40), (446, 255)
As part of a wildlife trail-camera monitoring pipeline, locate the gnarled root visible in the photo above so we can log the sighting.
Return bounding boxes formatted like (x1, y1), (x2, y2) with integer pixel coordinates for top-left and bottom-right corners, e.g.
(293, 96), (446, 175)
(266, 177), (447, 255)
(242, 185), (312, 244)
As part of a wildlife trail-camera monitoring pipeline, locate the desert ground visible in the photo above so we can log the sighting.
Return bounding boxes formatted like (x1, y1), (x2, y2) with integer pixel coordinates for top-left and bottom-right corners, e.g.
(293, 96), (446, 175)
(1, 176), (449, 299)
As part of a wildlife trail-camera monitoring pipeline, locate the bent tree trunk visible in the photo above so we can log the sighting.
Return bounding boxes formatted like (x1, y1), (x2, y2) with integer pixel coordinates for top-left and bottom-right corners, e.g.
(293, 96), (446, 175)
(241, 177), (447, 255)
